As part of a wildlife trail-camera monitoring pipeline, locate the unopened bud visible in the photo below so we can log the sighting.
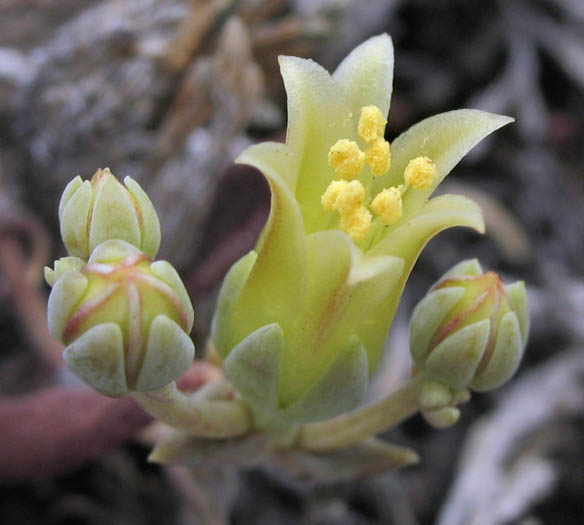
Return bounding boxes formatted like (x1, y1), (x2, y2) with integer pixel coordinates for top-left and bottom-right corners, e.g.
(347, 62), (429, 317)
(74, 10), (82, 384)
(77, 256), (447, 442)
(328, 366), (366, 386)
(58, 168), (161, 260)
(47, 240), (194, 397)
(410, 259), (528, 392)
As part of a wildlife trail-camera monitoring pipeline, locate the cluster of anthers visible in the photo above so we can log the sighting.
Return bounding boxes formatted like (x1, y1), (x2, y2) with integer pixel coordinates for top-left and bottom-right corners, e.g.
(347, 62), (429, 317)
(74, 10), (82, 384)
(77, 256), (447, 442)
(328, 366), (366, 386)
(321, 105), (437, 240)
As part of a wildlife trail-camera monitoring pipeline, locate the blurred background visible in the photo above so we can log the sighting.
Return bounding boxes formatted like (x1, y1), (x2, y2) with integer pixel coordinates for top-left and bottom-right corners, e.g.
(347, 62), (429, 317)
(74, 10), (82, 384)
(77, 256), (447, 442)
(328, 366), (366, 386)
(0, 0), (582, 523)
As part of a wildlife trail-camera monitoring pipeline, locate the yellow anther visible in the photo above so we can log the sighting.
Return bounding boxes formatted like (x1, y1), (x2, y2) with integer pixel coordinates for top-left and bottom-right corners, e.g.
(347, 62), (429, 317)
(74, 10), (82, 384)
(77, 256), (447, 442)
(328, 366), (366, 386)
(358, 105), (387, 143)
(328, 139), (365, 179)
(321, 180), (349, 212)
(371, 187), (403, 226)
(335, 180), (365, 214)
(404, 155), (437, 190)
(321, 180), (365, 215)
(340, 206), (372, 240)
(365, 137), (391, 176)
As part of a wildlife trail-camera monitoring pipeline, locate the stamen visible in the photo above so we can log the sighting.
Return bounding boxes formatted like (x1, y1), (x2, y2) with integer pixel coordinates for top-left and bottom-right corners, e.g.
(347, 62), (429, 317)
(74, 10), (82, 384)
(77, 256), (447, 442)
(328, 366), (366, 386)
(365, 137), (391, 176)
(321, 180), (365, 214)
(335, 180), (365, 214)
(371, 187), (403, 226)
(340, 206), (372, 240)
(358, 106), (386, 143)
(404, 156), (436, 190)
(321, 180), (349, 212)
(328, 139), (365, 179)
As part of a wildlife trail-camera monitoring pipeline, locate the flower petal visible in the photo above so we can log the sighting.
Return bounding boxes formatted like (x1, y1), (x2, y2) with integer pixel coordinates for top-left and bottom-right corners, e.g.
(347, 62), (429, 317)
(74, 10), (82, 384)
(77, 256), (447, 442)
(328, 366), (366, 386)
(321, 247), (404, 364)
(333, 34), (394, 118)
(211, 251), (257, 358)
(361, 194), (485, 370)
(279, 56), (355, 232)
(280, 229), (353, 404)
(232, 143), (307, 349)
(373, 109), (514, 222)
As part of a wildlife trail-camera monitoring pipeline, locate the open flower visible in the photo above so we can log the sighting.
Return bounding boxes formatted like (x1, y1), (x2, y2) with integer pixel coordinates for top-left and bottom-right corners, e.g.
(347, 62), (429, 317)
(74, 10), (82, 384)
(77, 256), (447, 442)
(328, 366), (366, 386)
(212, 34), (513, 427)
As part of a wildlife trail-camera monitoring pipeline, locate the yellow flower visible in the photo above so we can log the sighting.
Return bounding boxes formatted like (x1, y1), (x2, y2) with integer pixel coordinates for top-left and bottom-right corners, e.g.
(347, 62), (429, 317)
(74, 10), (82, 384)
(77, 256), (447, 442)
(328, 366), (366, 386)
(211, 34), (513, 427)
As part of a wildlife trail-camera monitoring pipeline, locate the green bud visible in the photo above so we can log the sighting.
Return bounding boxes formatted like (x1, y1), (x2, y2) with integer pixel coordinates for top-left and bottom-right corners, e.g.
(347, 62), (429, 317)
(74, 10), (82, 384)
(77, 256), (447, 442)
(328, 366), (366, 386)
(47, 239), (194, 397)
(58, 168), (161, 260)
(410, 259), (528, 392)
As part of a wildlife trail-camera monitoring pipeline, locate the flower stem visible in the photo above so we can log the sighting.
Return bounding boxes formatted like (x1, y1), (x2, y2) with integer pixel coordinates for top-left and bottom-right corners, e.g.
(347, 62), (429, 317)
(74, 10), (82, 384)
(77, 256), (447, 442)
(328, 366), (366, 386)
(295, 375), (424, 452)
(132, 381), (253, 438)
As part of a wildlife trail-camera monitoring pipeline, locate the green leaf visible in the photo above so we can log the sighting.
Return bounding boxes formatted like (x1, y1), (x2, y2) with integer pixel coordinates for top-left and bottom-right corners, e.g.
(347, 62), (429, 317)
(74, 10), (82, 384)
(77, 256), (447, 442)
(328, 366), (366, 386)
(149, 430), (269, 469)
(272, 438), (418, 483)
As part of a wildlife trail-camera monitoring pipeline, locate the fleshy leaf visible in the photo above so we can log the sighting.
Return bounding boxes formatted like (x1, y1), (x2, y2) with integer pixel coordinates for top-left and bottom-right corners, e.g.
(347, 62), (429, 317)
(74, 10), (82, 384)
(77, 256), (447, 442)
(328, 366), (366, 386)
(283, 335), (368, 423)
(211, 251), (257, 358)
(373, 109), (514, 222)
(333, 34), (394, 118)
(279, 55), (355, 232)
(360, 194), (485, 369)
(149, 430), (269, 469)
(272, 438), (418, 483)
(224, 323), (283, 415)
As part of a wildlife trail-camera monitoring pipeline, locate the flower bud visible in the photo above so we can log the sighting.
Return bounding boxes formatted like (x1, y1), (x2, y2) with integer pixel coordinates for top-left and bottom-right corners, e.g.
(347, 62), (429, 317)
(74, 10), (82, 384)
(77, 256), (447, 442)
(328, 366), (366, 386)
(47, 240), (194, 397)
(410, 259), (528, 392)
(58, 168), (161, 260)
